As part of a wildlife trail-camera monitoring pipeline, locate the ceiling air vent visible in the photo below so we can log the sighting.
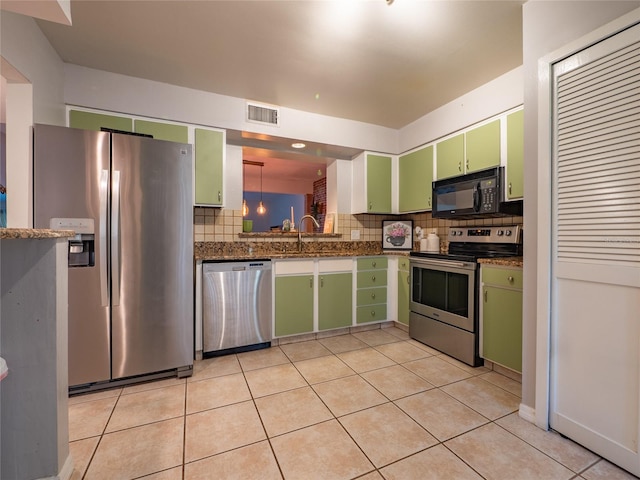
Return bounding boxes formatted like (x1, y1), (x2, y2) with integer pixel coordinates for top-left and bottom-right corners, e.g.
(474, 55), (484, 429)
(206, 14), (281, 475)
(246, 102), (279, 126)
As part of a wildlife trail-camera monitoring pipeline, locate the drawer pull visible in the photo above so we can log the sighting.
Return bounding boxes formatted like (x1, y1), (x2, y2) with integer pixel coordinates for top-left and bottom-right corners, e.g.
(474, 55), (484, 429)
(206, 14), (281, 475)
(320, 277), (324, 288)
(371, 293), (376, 299)
(372, 261), (377, 267)
(371, 275), (376, 282)
(508, 276), (514, 283)
(371, 310), (376, 317)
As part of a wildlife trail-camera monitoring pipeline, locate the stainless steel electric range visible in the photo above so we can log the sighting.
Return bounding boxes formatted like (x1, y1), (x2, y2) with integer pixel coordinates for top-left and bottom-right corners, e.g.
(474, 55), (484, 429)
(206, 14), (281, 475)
(409, 225), (523, 367)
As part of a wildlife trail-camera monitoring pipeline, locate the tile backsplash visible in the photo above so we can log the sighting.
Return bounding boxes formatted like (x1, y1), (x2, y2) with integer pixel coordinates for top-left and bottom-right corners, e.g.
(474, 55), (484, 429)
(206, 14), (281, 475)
(194, 207), (522, 247)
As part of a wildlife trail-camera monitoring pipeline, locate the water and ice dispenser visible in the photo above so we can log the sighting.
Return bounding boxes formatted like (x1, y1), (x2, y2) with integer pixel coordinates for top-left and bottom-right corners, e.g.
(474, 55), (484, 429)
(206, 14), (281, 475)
(50, 218), (95, 267)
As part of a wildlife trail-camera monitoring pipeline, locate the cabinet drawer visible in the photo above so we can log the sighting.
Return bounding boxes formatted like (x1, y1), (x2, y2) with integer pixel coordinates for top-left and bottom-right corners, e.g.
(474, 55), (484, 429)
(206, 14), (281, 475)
(482, 267), (523, 289)
(357, 304), (387, 324)
(356, 287), (387, 306)
(357, 257), (388, 271)
(357, 270), (387, 288)
(398, 257), (410, 271)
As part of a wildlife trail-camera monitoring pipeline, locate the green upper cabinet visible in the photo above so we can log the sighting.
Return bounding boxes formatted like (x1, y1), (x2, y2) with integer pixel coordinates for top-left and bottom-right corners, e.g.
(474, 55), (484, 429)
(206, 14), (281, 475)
(435, 120), (501, 180)
(351, 151), (393, 214)
(399, 145), (433, 212)
(194, 128), (225, 206)
(366, 154), (392, 213)
(318, 272), (353, 330)
(133, 119), (188, 143)
(506, 109), (524, 199)
(69, 110), (133, 132)
(465, 119), (501, 173)
(435, 134), (464, 180)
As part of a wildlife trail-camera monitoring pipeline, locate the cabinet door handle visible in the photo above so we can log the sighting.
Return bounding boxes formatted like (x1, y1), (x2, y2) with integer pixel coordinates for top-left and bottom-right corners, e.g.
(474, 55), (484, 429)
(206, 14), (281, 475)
(218, 191), (222, 202)
(466, 158), (469, 170)
(508, 183), (512, 196)
(458, 161), (462, 172)
(484, 290), (488, 302)
(407, 275), (410, 284)
(428, 197), (431, 207)
(508, 276), (514, 283)
(320, 277), (324, 287)
(368, 202), (372, 211)
(309, 278), (313, 288)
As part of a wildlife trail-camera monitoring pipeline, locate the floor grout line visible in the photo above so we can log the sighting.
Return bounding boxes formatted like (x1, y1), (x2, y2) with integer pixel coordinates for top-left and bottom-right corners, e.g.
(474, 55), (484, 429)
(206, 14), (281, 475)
(72, 331), (618, 480)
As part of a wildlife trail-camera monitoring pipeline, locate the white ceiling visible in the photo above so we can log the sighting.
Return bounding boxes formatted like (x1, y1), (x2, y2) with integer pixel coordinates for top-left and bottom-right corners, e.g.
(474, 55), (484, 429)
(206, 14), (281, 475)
(30, 0), (525, 187)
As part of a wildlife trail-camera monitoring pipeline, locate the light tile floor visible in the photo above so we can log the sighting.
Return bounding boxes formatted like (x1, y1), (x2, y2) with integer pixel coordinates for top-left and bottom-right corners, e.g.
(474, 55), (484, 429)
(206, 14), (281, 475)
(68, 327), (638, 480)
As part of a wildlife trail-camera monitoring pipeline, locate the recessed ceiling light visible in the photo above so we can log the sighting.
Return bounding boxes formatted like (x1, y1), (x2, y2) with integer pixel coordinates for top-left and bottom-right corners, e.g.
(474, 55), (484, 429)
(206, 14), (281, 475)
(292, 142), (306, 149)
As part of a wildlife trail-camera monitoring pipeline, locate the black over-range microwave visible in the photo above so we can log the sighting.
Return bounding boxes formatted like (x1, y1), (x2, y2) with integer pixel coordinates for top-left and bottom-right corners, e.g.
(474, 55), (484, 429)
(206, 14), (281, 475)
(432, 166), (523, 219)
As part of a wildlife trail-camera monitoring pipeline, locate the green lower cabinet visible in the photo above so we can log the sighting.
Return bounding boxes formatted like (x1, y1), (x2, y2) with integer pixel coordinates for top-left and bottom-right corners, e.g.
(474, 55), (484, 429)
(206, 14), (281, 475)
(357, 304), (387, 324)
(318, 273), (353, 330)
(275, 275), (314, 336)
(482, 285), (522, 372)
(397, 270), (410, 326)
(69, 110), (133, 132)
(356, 287), (387, 306)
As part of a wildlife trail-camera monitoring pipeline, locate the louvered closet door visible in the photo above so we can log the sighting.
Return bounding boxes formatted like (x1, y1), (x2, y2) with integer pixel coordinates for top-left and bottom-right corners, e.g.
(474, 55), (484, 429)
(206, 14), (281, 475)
(550, 22), (640, 476)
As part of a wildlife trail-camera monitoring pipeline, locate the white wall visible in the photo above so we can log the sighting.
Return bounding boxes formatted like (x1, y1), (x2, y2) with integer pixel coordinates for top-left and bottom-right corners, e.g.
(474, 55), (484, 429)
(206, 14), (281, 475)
(521, 0), (640, 413)
(399, 66), (523, 153)
(63, 64), (399, 155)
(0, 11), (65, 227)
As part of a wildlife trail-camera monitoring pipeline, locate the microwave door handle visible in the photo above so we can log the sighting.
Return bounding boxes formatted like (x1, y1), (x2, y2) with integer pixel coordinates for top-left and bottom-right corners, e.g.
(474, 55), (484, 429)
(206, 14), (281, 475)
(473, 183), (481, 212)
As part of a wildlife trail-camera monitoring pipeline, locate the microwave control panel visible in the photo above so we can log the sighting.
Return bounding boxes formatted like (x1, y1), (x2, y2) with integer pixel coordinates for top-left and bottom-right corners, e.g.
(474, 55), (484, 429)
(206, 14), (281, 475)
(479, 179), (497, 212)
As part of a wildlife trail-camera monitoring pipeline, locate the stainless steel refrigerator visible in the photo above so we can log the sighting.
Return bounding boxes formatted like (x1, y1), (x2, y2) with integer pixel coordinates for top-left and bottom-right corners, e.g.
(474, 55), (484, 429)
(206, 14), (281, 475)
(33, 124), (194, 390)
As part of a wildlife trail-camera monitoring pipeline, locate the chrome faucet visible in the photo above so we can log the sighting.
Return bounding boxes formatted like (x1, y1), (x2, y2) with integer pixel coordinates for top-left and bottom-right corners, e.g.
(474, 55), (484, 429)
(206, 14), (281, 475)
(298, 214), (320, 252)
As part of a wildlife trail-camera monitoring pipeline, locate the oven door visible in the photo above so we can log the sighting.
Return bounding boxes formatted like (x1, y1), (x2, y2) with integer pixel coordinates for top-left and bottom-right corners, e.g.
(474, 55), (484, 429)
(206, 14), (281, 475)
(409, 257), (476, 331)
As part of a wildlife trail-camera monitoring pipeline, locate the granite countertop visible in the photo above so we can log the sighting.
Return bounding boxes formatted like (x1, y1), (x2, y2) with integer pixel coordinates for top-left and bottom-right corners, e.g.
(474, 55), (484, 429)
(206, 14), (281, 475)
(194, 241), (411, 261)
(0, 228), (75, 240)
(478, 256), (523, 268)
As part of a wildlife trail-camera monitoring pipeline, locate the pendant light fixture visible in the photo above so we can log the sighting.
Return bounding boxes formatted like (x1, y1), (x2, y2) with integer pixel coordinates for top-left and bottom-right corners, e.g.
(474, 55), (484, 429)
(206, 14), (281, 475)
(242, 162), (249, 217)
(256, 163), (267, 215)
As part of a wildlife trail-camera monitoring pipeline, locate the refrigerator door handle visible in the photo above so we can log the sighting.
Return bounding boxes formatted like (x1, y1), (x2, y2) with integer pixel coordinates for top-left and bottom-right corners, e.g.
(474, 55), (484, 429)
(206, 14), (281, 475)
(99, 169), (109, 307)
(111, 170), (121, 306)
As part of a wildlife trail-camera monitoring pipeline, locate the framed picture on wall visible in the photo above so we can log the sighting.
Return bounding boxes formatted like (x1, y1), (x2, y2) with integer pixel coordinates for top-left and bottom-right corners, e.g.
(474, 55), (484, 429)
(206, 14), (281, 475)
(382, 220), (413, 250)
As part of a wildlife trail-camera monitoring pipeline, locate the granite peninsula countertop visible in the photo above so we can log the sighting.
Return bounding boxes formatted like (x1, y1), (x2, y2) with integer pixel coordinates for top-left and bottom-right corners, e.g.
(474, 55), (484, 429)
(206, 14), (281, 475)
(478, 256), (523, 268)
(0, 228), (75, 240)
(194, 240), (411, 261)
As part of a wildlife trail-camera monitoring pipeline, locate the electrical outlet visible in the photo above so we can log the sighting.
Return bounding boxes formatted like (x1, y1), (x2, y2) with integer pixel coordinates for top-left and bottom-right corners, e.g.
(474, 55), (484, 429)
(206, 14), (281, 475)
(351, 230), (361, 240)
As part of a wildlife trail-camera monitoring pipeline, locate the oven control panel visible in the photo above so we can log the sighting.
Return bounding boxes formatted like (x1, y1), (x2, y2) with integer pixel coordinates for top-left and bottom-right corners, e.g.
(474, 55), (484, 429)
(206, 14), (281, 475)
(448, 225), (522, 243)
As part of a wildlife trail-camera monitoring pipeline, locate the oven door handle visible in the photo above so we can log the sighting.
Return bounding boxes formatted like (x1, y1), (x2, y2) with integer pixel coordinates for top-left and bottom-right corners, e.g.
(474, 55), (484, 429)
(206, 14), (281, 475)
(410, 259), (475, 270)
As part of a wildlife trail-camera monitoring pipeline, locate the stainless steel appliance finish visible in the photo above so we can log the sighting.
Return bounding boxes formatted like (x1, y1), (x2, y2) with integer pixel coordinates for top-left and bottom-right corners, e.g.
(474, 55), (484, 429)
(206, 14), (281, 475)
(34, 124), (194, 390)
(432, 167), (523, 219)
(409, 225), (522, 367)
(202, 260), (272, 356)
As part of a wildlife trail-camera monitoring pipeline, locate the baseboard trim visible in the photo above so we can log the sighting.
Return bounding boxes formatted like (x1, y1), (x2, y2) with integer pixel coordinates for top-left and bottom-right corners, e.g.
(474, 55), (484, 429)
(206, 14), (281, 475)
(519, 403), (537, 424)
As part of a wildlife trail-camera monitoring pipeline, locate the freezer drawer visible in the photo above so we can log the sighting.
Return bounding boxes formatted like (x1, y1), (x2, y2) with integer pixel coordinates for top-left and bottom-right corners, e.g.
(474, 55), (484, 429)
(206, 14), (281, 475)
(202, 260), (272, 355)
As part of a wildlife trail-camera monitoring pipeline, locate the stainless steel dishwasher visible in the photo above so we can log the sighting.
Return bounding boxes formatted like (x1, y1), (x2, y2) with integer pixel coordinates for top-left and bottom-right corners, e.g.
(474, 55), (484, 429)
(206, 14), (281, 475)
(202, 260), (272, 357)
